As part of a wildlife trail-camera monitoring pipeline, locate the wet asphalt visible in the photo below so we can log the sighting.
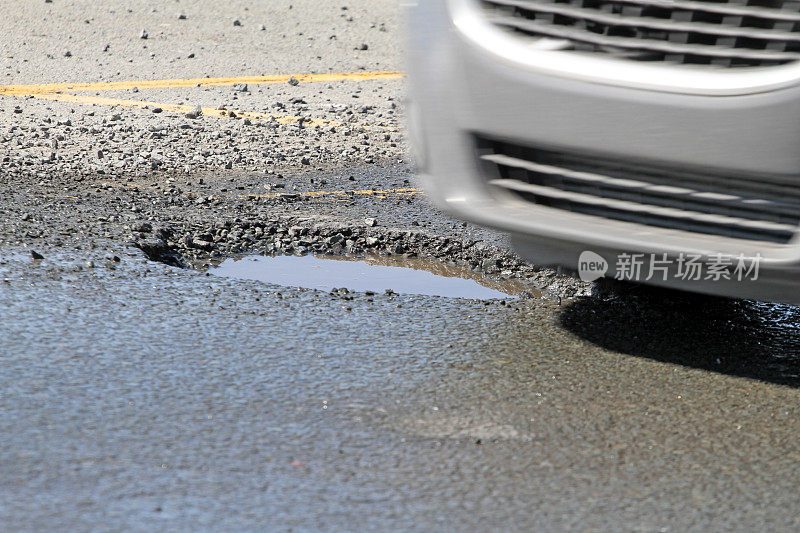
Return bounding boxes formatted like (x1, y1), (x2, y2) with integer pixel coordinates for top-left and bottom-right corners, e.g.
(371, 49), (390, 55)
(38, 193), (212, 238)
(4, 234), (800, 530)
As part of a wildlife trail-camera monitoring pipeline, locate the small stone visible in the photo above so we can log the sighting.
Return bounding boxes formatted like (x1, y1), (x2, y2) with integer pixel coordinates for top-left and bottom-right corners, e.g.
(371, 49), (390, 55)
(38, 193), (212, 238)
(260, 24), (266, 30)
(62, 49), (72, 57)
(357, 43), (368, 50)
(177, 13), (186, 20)
(287, 76), (299, 86)
(96, 149), (104, 159)
(233, 19), (242, 26)
(364, 217), (377, 227)
(185, 105), (203, 119)
(232, 83), (248, 92)
(21, 213), (30, 221)
(108, 113), (121, 121)
(300, 156), (310, 165)
(30, 250), (44, 260)
(152, 107), (163, 113)
(102, 44), (110, 52)
(139, 29), (148, 39)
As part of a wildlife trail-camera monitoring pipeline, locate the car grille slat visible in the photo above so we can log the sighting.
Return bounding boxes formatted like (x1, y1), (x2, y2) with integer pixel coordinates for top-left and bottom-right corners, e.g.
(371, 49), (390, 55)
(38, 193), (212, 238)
(486, 14), (800, 62)
(477, 137), (800, 243)
(479, 0), (800, 67)
(490, 178), (798, 234)
(518, 0), (800, 23)
(487, 0), (800, 42)
(481, 153), (800, 219)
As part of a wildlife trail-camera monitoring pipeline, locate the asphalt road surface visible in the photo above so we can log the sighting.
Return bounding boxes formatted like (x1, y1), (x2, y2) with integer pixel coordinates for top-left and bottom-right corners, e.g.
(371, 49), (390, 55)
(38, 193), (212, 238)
(3, 1), (800, 531)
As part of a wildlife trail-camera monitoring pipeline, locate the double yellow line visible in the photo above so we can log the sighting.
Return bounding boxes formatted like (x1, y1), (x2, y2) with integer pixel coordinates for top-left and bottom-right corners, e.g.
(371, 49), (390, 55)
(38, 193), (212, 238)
(0, 70), (404, 130)
(0, 71), (403, 96)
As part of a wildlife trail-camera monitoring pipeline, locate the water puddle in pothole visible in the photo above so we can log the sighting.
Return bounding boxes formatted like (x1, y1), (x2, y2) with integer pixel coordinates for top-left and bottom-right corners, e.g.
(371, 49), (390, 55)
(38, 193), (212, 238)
(208, 254), (529, 299)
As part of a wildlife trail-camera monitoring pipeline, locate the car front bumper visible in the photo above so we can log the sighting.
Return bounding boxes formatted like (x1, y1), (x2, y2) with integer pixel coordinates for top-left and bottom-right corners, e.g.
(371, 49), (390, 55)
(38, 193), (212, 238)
(406, 0), (800, 303)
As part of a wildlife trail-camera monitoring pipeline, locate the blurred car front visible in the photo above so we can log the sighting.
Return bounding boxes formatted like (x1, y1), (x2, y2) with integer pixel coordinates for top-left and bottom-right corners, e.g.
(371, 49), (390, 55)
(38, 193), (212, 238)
(406, 0), (800, 303)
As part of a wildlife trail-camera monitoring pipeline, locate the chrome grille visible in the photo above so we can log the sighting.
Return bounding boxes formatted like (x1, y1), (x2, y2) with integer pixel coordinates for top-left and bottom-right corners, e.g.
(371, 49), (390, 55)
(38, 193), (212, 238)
(479, 0), (800, 67)
(477, 137), (800, 243)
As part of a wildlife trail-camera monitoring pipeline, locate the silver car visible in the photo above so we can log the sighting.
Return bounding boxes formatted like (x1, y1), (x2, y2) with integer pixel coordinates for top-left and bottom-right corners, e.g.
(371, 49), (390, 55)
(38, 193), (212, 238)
(406, 0), (800, 303)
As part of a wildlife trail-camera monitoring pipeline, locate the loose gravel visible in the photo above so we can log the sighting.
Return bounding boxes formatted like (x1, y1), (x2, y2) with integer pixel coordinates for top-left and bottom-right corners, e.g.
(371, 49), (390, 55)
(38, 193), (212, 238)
(0, 0), (590, 301)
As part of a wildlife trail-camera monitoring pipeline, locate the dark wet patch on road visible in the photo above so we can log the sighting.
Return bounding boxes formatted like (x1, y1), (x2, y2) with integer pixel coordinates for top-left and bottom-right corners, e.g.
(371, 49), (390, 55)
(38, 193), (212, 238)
(208, 253), (528, 299)
(561, 284), (800, 387)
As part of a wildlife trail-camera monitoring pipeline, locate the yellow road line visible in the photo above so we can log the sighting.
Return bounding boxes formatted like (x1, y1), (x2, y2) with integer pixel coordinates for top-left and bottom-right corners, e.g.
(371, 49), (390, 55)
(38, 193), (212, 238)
(99, 179), (421, 201)
(25, 92), (395, 131)
(234, 187), (421, 200)
(0, 71), (403, 95)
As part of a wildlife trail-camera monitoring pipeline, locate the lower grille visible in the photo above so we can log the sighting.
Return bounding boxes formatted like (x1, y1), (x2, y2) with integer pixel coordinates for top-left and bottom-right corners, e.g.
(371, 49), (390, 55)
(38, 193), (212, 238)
(479, 0), (800, 68)
(477, 136), (800, 243)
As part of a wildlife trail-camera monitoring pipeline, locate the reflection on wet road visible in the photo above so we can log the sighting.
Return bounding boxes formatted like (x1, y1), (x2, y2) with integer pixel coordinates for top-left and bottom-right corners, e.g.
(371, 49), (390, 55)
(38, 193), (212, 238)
(209, 253), (527, 299)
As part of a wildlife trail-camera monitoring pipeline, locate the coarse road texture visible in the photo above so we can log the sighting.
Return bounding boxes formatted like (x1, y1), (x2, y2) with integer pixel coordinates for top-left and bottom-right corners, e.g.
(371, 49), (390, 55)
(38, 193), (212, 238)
(3, 1), (800, 531)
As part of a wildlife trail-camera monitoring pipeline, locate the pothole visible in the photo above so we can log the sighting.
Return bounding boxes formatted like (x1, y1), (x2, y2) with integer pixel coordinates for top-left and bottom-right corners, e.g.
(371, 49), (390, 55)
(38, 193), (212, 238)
(132, 214), (594, 299)
(208, 254), (529, 299)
